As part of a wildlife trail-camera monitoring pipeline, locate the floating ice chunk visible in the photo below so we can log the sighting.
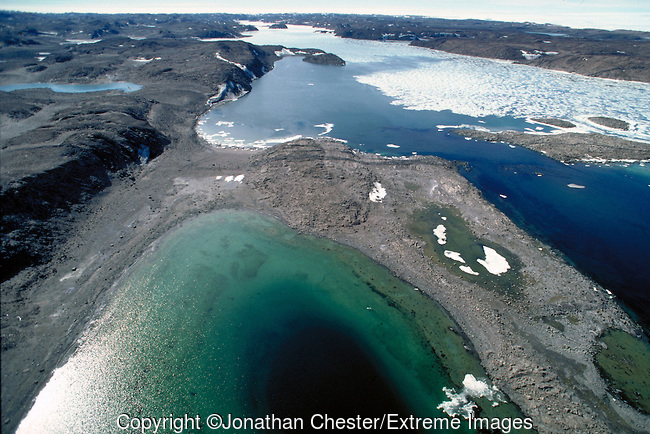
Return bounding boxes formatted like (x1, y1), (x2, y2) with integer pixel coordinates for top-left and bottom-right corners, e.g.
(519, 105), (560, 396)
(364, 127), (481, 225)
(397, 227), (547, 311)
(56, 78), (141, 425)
(369, 182), (387, 202)
(567, 183), (586, 189)
(441, 216), (447, 221)
(354, 57), (650, 143)
(438, 374), (505, 419)
(499, 194), (507, 199)
(444, 250), (465, 263)
(386, 144), (400, 148)
(459, 265), (480, 275)
(476, 246), (510, 275)
(433, 224), (447, 245)
(215, 121), (234, 127)
(314, 123), (334, 135)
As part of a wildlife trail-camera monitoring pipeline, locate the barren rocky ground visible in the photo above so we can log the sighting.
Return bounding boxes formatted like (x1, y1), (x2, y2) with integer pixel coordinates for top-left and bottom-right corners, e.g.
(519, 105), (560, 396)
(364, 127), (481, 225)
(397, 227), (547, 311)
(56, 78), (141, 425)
(2, 11), (649, 433)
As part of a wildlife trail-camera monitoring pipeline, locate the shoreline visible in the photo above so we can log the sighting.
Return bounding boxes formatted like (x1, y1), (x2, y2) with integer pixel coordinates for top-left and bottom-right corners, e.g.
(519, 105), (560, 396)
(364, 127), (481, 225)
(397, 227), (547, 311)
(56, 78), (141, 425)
(3, 124), (649, 432)
(453, 128), (650, 164)
(2, 13), (650, 432)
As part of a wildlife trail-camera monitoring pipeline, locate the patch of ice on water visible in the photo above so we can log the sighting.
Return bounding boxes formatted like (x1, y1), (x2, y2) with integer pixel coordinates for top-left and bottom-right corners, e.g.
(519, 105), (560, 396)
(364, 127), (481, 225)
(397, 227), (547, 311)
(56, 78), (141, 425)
(476, 246), (510, 275)
(354, 55), (650, 142)
(433, 224), (447, 245)
(444, 250), (465, 263)
(438, 374), (506, 419)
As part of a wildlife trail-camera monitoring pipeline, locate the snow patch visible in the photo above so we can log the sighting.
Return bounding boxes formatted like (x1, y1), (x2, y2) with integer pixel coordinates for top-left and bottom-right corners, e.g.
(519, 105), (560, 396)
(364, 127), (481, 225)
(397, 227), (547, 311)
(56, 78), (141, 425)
(369, 182), (387, 202)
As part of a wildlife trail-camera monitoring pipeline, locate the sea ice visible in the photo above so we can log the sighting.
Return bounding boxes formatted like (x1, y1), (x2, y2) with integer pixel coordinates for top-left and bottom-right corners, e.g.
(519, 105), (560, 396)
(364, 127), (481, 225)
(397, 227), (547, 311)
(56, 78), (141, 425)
(437, 374), (505, 419)
(314, 123), (334, 135)
(354, 55), (650, 142)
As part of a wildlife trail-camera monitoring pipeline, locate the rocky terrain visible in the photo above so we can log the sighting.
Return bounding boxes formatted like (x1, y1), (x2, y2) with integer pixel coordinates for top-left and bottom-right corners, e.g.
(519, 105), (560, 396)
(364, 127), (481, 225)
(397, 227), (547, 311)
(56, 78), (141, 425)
(2, 11), (650, 434)
(453, 127), (650, 163)
(252, 13), (650, 83)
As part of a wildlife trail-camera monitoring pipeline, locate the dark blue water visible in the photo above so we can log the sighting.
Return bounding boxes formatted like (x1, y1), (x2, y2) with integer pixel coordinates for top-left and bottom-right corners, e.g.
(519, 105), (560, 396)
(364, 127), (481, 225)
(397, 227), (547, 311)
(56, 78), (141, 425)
(200, 56), (650, 328)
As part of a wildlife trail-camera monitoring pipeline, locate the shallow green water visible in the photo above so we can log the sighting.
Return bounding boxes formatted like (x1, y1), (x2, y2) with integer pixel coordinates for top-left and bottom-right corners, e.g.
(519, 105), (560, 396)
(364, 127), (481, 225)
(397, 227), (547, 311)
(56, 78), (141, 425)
(596, 330), (650, 415)
(18, 211), (527, 433)
(409, 204), (524, 297)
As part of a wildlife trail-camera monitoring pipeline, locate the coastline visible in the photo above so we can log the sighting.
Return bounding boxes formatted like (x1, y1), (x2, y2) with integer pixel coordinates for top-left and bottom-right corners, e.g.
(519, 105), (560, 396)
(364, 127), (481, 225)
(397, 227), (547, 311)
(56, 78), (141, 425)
(2, 13), (650, 433)
(4, 133), (649, 431)
(452, 128), (650, 163)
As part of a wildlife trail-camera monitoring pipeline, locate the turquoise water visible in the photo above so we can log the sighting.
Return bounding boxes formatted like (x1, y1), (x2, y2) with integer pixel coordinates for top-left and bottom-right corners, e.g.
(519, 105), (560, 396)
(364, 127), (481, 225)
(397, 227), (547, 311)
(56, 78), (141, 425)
(0, 82), (141, 93)
(18, 211), (525, 433)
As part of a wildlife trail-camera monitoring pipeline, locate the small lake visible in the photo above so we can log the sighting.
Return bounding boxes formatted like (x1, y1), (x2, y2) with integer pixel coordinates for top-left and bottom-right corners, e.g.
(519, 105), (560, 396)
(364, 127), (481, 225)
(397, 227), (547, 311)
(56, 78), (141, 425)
(199, 24), (650, 327)
(0, 82), (142, 93)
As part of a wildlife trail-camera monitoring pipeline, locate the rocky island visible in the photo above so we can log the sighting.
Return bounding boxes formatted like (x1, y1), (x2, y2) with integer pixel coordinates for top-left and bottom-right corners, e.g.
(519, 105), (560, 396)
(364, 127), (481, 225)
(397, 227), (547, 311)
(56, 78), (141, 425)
(2, 11), (649, 433)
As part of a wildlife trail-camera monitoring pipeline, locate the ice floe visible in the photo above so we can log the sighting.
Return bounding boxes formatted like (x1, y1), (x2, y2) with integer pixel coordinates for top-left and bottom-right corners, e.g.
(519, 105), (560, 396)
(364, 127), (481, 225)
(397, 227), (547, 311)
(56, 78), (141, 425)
(437, 374), (505, 419)
(386, 144), (400, 148)
(354, 54), (650, 142)
(444, 250), (465, 263)
(314, 123), (334, 135)
(369, 182), (387, 202)
(567, 183), (586, 189)
(476, 246), (510, 275)
(459, 265), (480, 276)
(433, 224), (447, 245)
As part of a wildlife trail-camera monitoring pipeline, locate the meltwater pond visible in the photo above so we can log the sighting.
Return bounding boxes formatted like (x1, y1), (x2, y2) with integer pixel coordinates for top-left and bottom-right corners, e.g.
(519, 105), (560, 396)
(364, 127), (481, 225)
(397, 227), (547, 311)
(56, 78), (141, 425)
(18, 211), (524, 433)
(0, 82), (141, 93)
(198, 24), (650, 327)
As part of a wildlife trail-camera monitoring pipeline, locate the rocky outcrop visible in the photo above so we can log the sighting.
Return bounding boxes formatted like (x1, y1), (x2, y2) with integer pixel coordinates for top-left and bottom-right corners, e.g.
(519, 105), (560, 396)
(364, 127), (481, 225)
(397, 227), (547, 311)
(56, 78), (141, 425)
(302, 52), (346, 66)
(0, 100), (169, 281)
(0, 35), (282, 283)
(453, 128), (650, 163)
(250, 140), (371, 230)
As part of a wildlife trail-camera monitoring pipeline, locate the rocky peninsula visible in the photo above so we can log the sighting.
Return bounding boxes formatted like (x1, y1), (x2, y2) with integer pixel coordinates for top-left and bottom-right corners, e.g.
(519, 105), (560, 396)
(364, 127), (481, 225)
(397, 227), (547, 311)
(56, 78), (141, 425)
(453, 127), (650, 163)
(2, 11), (649, 433)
